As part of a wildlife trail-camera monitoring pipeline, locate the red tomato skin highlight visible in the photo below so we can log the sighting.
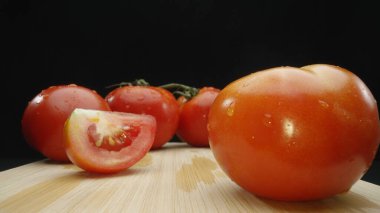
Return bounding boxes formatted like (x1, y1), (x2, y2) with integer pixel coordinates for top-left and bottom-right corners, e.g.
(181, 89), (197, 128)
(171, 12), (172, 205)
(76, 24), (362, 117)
(22, 85), (110, 161)
(105, 86), (179, 149)
(208, 64), (380, 201)
(176, 87), (220, 146)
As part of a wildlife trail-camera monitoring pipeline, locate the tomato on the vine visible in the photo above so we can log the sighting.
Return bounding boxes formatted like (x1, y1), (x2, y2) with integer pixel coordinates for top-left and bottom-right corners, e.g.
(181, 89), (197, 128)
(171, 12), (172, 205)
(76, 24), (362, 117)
(176, 87), (220, 147)
(208, 64), (380, 201)
(64, 108), (156, 173)
(105, 83), (179, 149)
(22, 84), (110, 162)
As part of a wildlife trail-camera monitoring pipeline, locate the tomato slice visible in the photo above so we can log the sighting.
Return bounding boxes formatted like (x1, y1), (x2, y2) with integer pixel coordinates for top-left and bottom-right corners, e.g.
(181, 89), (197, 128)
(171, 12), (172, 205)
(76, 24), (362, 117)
(64, 108), (156, 174)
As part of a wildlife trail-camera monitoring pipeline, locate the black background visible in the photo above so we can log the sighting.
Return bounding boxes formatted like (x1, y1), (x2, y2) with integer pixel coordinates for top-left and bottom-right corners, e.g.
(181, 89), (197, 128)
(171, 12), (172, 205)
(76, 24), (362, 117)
(1, 1), (379, 161)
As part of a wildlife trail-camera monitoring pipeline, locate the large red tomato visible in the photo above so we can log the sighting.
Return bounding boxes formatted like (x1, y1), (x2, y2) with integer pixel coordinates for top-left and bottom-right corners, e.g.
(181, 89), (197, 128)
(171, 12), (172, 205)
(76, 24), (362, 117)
(105, 86), (179, 149)
(64, 108), (156, 173)
(22, 84), (110, 161)
(208, 64), (380, 201)
(176, 87), (220, 147)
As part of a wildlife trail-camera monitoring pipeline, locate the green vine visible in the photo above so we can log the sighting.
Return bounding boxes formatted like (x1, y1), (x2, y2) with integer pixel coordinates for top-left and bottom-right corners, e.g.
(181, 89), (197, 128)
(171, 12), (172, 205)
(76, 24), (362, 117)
(160, 83), (199, 100)
(106, 79), (199, 100)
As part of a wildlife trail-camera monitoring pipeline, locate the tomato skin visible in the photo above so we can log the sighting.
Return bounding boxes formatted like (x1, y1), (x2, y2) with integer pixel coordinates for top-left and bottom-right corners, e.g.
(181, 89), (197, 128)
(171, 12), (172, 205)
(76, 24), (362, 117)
(21, 85), (110, 162)
(176, 87), (220, 147)
(105, 86), (180, 149)
(208, 64), (380, 201)
(64, 109), (156, 174)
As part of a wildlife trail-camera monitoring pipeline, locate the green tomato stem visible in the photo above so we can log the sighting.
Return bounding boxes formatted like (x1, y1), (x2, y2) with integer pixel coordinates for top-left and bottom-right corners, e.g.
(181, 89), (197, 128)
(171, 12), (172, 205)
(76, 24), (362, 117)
(160, 83), (199, 99)
(106, 79), (198, 100)
(106, 79), (150, 89)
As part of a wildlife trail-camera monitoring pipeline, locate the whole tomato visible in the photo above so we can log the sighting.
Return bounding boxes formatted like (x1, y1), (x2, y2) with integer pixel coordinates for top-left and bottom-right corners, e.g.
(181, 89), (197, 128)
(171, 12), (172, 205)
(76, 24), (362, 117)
(105, 84), (180, 149)
(208, 64), (380, 201)
(176, 87), (220, 147)
(22, 84), (110, 162)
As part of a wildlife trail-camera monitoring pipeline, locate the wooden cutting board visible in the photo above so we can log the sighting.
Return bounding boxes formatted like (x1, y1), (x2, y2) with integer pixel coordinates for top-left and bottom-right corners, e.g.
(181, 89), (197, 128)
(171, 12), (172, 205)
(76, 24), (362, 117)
(1, 142), (380, 212)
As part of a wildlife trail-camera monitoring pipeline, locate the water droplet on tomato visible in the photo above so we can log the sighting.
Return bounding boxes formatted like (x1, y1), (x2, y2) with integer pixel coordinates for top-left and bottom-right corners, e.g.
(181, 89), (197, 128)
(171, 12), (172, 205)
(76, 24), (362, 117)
(226, 101), (235, 117)
(318, 100), (329, 109)
(226, 107), (234, 116)
(34, 95), (44, 104)
(264, 120), (272, 127)
(222, 98), (235, 117)
(263, 114), (272, 127)
(248, 136), (256, 145)
(207, 124), (211, 131)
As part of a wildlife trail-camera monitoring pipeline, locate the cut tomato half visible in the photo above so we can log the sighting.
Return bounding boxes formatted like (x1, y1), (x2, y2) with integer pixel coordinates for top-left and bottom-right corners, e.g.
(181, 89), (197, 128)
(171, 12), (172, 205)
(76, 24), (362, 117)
(64, 108), (156, 174)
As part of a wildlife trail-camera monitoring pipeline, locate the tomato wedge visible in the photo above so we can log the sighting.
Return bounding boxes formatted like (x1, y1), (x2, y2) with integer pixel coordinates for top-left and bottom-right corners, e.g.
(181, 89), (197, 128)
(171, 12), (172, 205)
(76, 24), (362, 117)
(64, 108), (156, 174)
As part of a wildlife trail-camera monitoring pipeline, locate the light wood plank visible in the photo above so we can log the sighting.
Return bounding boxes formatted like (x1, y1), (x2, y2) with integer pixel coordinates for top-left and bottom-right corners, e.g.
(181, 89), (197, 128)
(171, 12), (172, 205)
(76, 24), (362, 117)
(1, 142), (380, 212)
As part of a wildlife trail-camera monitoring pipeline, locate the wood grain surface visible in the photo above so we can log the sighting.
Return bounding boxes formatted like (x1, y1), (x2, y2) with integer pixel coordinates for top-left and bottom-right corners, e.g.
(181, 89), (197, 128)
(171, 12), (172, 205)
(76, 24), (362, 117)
(1, 142), (380, 212)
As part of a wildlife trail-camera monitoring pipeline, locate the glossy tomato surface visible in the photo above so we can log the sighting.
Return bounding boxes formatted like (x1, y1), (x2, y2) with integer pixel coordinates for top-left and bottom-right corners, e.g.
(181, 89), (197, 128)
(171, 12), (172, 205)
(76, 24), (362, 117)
(64, 108), (156, 173)
(208, 64), (380, 201)
(176, 87), (220, 146)
(22, 85), (110, 161)
(105, 86), (179, 149)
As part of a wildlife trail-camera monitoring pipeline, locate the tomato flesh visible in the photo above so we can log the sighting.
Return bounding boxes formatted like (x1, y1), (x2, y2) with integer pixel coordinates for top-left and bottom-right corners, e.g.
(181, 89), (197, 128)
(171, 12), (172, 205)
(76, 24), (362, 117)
(87, 123), (139, 151)
(64, 108), (156, 174)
